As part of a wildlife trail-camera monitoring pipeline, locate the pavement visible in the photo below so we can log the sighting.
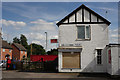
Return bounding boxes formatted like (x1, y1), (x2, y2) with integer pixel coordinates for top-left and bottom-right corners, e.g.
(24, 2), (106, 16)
(1, 70), (120, 80)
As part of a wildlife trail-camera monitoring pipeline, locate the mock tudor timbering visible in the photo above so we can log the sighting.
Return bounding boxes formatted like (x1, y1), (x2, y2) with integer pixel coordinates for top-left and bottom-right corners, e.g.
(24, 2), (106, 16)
(57, 4), (110, 26)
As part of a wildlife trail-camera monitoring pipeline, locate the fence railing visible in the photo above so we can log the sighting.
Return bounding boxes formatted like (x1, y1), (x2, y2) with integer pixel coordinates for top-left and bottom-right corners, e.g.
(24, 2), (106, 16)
(21, 61), (44, 71)
(11, 60), (58, 72)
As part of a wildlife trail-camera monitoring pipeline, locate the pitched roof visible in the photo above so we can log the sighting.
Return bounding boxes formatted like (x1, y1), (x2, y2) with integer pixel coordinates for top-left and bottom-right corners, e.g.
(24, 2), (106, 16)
(13, 43), (26, 51)
(2, 40), (12, 49)
(56, 4), (111, 26)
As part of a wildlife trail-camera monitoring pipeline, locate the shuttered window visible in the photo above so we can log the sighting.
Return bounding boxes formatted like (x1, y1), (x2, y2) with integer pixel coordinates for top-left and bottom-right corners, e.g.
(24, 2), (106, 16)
(62, 52), (80, 68)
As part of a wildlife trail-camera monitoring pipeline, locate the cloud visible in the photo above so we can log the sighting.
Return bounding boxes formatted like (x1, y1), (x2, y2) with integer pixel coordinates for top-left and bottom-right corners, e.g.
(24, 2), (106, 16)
(32, 40), (44, 45)
(25, 32), (45, 41)
(98, 7), (115, 11)
(24, 32), (58, 51)
(1, 19), (26, 27)
(49, 35), (58, 39)
(3, 2), (68, 21)
(109, 28), (119, 43)
(1, 18), (58, 51)
(30, 19), (56, 31)
(1, 19), (26, 29)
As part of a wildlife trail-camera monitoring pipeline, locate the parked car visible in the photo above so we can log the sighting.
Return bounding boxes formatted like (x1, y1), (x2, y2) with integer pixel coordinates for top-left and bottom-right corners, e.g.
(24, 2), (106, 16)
(0, 60), (6, 68)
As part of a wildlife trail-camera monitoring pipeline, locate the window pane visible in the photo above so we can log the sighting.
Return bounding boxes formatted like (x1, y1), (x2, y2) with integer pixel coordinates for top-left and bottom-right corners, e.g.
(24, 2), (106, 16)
(3, 49), (5, 52)
(86, 26), (90, 38)
(97, 49), (102, 64)
(9, 50), (11, 53)
(77, 26), (85, 39)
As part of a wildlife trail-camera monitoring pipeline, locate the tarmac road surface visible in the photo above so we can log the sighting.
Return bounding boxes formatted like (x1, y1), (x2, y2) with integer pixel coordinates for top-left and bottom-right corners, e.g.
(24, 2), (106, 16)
(2, 70), (120, 80)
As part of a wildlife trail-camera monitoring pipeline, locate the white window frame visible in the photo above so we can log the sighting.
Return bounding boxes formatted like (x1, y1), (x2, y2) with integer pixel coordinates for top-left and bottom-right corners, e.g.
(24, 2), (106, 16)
(76, 25), (91, 40)
(96, 49), (102, 65)
(3, 49), (5, 52)
(21, 51), (23, 54)
(9, 49), (11, 53)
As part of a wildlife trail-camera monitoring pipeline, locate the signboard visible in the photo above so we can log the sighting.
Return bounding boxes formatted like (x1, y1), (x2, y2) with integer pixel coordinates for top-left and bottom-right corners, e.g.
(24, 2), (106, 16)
(60, 43), (82, 47)
(51, 39), (58, 43)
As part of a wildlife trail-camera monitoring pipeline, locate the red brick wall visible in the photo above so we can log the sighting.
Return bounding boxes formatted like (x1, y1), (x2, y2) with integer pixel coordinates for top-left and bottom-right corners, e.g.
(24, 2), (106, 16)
(1, 48), (12, 61)
(11, 44), (20, 60)
(20, 51), (27, 60)
(11, 44), (27, 61)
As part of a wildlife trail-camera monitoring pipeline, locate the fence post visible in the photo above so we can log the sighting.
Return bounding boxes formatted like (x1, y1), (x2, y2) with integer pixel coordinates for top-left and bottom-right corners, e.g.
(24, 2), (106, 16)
(21, 61), (23, 71)
(29, 62), (30, 70)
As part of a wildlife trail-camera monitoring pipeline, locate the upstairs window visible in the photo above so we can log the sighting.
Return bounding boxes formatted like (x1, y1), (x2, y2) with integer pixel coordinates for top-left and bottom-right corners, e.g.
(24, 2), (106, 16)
(3, 49), (5, 52)
(21, 51), (23, 54)
(77, 25), (90, 40)
(9, 50), (11, 53)
(97, 49), (102, 64)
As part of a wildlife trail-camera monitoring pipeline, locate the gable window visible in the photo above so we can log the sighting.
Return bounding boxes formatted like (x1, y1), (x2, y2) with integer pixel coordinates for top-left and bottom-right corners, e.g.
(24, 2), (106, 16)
(3, 49), (5, 52)
(96, 49), (102, 64)
(9, 50), (11, 53)
(77, 25), (90, 40)
(21, 51), (23, 54)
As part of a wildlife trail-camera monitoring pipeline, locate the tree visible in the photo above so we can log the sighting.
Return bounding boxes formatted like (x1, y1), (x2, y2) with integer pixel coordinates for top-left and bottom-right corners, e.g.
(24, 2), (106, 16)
(13, 37), (20, 44)
(27, 43), (46, 56)
(20, 34), (28, 49)
(12, 34), (47, 58)
(47, 49), (58, 55)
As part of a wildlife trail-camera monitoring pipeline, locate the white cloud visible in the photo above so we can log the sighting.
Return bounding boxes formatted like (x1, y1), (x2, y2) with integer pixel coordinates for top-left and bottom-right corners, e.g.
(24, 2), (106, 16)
(1, 18), (58, 51)
(25, 32), (45, 41)
(98, 7), (115, 11)
(1, 19), (26, 29)
(32, 40), (43, 45)
(49, 35), (58, 39)
(110, 34), (119, 38)
(30, 19), (56, 31)
(109, 28), (119, 43)
(30, 19), (53, 25)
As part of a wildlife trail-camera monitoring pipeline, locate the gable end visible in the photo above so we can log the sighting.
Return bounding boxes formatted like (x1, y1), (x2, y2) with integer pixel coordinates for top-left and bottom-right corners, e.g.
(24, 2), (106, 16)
(56, 4), (111, 26)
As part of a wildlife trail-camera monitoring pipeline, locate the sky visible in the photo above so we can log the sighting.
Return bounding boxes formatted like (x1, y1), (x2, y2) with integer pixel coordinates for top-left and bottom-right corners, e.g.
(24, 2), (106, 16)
(1, 2), (119, 51)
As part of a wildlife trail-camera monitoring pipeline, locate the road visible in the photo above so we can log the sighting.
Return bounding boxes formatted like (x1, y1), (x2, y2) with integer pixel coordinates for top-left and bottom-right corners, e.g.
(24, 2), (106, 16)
(1, 70), (120, 80)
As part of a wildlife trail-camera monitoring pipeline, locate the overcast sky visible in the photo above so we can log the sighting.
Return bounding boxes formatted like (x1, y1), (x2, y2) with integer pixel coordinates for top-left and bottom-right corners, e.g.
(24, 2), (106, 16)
(1, 2), (118, 51)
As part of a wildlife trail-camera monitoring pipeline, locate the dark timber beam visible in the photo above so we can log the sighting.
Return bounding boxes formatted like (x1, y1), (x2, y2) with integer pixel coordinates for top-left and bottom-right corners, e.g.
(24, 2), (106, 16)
(68, 17), (69, 23)
(82, 8), (84, 22)
(75, 13), (77, 22)
(60, 22), (106, 25)
(97, 16), (99, 22)
(89, 12), (91, 22)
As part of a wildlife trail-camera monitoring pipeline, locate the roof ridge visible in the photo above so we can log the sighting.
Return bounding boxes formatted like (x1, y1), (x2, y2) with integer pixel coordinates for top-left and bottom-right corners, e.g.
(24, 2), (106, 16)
(13, 43), (26, 51)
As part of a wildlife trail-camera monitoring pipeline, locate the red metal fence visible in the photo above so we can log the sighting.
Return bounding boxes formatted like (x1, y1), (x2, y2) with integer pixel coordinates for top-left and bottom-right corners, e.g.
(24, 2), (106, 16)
(30, 55), (58, 62)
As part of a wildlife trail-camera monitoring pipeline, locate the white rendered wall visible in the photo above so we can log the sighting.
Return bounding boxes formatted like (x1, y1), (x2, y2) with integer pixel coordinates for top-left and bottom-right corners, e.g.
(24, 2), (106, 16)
(58, 7), (108, 72)
(107, 47), (112, 75)
(107, 47), (120, 75)
(58, 24), (109, 72)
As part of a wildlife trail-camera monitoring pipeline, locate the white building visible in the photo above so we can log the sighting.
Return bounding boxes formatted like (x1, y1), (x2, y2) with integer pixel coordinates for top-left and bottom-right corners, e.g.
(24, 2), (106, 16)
(56, 4), (120, 75)
(106, 44), (120, 75)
